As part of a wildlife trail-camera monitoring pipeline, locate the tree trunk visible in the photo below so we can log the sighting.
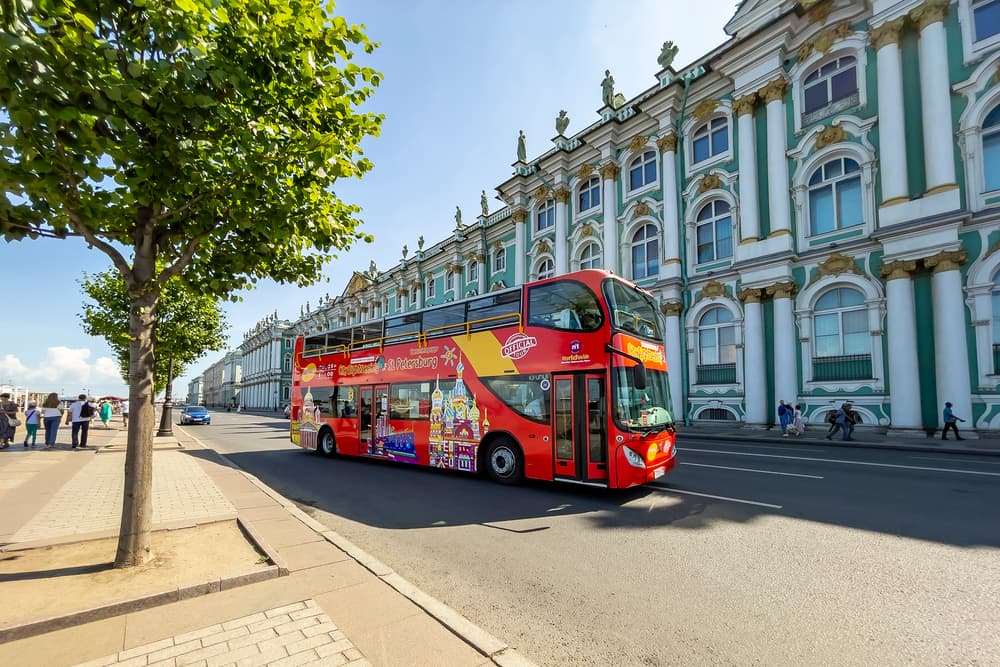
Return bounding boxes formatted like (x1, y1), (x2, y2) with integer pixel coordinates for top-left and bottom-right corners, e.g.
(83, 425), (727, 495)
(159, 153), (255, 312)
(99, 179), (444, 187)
(115, 259), (158, 568)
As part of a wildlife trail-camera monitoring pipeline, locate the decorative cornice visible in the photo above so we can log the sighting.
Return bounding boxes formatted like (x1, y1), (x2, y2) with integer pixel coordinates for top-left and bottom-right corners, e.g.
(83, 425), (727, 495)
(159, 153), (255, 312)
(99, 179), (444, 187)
(660, 302), (683, 316)
(765, 281), (797, 299)
(737, 288), (764, 304)
(628, 135), (647, 152)
(511, 208), (528, 224)
(879, 259), (918, 281)
(577, 164), (594, 181)
(923, 250), (968, 273)
(553, 187), (570, 204)
(493, 240), (504, 251)
(534, 185), (551, 199)
(692, 98), (719, 120)
(633, 201), (651, 218)
(656, 134), (678, 153)
(699, 173), (724, 193)
(733, 94), (757, 117)
(870, 18), (905, 50)
(817, 251), (860, 278)
(466, 252), (477, 262)
(700, 280), (728, 300)
(599, 162), (620, 180)
(815, 123), (848, 149)
(911, 0), (949, 31)
(759, 78), (788, 104)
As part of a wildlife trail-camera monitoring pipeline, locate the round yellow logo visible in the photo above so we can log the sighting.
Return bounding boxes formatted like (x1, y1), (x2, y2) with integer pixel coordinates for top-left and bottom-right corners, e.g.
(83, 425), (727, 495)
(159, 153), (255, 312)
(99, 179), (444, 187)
(301, 363), (317, 383)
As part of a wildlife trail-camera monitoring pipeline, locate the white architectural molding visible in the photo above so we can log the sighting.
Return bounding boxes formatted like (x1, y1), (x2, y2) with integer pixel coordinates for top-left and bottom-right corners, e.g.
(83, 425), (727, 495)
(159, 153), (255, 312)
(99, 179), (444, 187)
(956, 50), (1000, 211)
(787, 33), (870, 135)
(965, 243), (1000, 389)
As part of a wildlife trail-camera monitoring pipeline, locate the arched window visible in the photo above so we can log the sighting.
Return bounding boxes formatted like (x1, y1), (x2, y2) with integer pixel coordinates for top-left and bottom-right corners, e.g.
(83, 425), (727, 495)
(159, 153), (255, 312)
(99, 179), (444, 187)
(813, 287), (871, 380)
(697, 307), (736, 384)
(425, 275), (435, 298)
(446, 269), (455, 292)
(579, 242), (601, 269)
(992, 271), (1000, 372)
(692, 118), (728, 164)
(493, 247), (506, 272)
(983, 105), (1000, 192)
(469, 259), (479, 282)
(536, 199), (555, 232)
(695, 200), (733, 264)
(808, 157), (862, 235)
(536, 258), (555, 280)
(630, 224), (659, 279)
(578, 176), (601, 212)
(629, 150), (657, 191)
(803, 56), (858, 117)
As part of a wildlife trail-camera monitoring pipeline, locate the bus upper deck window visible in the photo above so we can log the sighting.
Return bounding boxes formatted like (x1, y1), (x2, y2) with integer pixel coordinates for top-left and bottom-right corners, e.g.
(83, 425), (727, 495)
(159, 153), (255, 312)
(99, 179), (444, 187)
(528, 280), (603, 332)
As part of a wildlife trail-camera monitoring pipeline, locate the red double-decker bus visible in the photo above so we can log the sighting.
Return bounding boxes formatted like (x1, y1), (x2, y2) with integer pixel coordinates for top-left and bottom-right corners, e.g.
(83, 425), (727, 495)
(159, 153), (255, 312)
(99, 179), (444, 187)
(290, 269), (676, 489)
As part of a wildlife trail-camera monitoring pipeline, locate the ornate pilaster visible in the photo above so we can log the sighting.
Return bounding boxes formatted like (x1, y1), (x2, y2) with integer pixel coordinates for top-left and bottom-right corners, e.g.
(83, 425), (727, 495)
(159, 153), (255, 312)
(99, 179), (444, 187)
(659, 302), (683, 316)
(873, 17), (910, 207)
(758, 78), (787, 105)
(554, 186), (569, 275)
(553, 187), (570, 204)
(511, 209), (527, 224)
(599, 162), (620, 181)
(879, 259), (918, 281)
(660, 301), (685, 420)
(924, 250), (968, 273)
(601, 163), (620, 272)
(736, 94), (760, 245)
(737, 288), (764, 303)
(870, 18), (905, 50)
(659, 135), (680, 280)
(765, 282), (797, 299)
(760, 78), (791, 237)
(927, 246), (973, 434)
(656, 134), (678, 153)
(881, 259), (922, 428)
(513, 210), (527, 285)
(910, 0), (948, 30)
(740, 287), (768, 425)
(768, 282), (798, 407)
(913, 0), (956, 194)
(733, 93), (757, 117)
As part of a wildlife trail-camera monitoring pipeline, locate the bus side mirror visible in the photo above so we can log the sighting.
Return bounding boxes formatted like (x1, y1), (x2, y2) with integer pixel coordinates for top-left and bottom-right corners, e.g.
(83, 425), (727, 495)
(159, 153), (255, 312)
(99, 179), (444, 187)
(632, 364), (647, 390)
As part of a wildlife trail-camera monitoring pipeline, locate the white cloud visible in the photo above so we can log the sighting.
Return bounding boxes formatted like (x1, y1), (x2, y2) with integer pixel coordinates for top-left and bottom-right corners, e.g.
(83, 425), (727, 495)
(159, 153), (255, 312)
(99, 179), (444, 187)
(0, 347), (125, 395)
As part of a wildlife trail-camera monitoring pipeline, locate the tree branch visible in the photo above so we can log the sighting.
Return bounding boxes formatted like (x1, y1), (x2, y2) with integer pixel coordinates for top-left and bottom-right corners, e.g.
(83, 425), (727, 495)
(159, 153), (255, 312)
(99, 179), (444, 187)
(67, 209), (133, 280)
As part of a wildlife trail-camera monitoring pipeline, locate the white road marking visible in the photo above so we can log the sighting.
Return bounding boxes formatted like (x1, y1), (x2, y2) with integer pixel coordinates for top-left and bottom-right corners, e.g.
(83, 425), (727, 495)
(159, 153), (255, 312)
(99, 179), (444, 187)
(649, 484), (783, 509)
(681, 443), (820, 454)
(681, 447), (1000, 477)
(908, 455), (1000, 466)
(680, 461), (823, 479)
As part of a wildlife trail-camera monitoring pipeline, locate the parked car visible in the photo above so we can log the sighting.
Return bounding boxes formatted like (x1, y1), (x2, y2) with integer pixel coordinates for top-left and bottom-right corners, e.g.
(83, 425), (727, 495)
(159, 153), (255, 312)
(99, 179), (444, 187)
(180, 405), (211, 425)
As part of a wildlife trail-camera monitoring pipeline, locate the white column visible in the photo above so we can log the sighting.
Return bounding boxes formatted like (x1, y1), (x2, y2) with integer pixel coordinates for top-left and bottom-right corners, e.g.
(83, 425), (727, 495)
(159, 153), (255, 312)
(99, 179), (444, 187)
(735, 95), (760, 241)
(928, 251), (973, 432)
(513, 211), (527, 285)
(769, 284), (798, 408)
(478, 255), (487, 294)
(662, 304), (684, 420)
(882, 261), (922, 429)
(414, 283), (423, 309)
(740, 290), (768, 425)
(658, 135), (681, 280)
(554, 188), (569, 275)
(874, 20), (909, 204)
(761, 79), (791, 235)
(601, 163), (620, 273)
(916, 5), (956, 191)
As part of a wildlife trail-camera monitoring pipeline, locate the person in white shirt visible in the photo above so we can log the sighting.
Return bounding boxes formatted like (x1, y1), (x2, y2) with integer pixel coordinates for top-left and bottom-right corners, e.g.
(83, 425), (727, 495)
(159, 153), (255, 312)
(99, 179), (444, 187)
(41, 392), (62, 448)
(22, 401), (41, 448)
(66, 394), (96, 449)
(120, 399), (129, 427)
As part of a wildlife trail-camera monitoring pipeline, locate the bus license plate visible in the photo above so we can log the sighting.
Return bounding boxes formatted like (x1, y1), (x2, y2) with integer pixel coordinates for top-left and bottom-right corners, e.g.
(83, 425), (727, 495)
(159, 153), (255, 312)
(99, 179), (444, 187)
(653, 466), (665, 479)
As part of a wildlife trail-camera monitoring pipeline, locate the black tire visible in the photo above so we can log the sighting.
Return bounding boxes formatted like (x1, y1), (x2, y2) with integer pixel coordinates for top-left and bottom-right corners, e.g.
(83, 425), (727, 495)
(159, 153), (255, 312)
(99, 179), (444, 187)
(484, 437), (524, 485)
(318, 428), (337, 458)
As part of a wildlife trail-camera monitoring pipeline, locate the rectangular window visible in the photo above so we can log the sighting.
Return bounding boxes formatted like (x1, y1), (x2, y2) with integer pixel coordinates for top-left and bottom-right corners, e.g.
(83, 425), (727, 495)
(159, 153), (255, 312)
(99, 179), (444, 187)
(422, 302), (466, 337)
(469, 262), (479, 281)
(389, 382), (430, 420)
(693, 135), (710, 163)
(644, 160), (657, 185)
(810, 185), (835, 235)
(830, 69), (857, 103)
(699, 330), (718, 364)
(985, 133), (1000, 191)
(494, 248), (506, 272)
(333, 386), (357, 419)
(384, 313), (421, 343)
(814, 313), (840, 356)
(719, 326), (736, 363)
(715, 221), (733, 259)
(466, 290), (521, 330)
(446, 271), (455, 291)
(838, 178), (863, 228)
(975, 0), (1000, 41)
(842, 310), (868, 354)
(426, 277), (435, 298)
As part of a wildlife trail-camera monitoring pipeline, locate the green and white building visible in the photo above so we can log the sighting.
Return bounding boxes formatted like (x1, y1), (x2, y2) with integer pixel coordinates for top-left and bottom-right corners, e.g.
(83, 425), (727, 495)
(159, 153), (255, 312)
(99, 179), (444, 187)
(282, 0), (1000, 434)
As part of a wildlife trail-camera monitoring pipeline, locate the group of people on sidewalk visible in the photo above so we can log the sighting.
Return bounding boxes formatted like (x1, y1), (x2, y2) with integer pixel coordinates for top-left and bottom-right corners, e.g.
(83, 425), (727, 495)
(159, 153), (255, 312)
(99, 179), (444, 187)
(774, 399), (969, 441)
(0, 392), (128, 449)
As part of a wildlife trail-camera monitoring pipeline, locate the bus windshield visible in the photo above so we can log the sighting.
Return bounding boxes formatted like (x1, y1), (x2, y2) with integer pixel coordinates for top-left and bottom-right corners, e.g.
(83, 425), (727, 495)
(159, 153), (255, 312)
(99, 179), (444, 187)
(604, 279), (662, 339)
(612, 367), (673, 432)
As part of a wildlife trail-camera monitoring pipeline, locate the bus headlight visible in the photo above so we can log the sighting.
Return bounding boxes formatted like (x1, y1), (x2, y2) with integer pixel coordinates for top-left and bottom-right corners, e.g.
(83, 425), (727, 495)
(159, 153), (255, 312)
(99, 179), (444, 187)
(647, 443), (659, 461)
(623, 446), (645, 468)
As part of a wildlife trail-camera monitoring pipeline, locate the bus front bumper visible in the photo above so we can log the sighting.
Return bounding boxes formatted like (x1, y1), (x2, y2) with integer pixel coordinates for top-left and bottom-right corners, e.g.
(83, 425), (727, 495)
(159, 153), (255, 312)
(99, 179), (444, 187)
(616, 446), (678, 488)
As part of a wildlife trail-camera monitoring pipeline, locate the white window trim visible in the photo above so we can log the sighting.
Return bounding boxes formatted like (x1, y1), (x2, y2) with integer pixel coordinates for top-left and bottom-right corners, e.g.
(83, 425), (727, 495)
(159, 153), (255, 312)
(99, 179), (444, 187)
(788, 33), (868, 135)
(788, 115), (876, 250)
(493, 247), (506, 272)
(623, 219), (661, 281)
(684, 296), (744, 393)
(965, 244), (1000, 389)
(531, 255), (556, 281)
(685, 191), (737, 270)
(574, 175), (604, 219)
(683, 103), (733, 176)
(958, 0), (1000, 65)
(468, 259), (479, 282)
(534, 199), (556, 234)
(625, 149), (659, 198)
(795, 273), (885, 393)
(573, 240), (603, 271)
(957, 52), (1000, 211)
(425, 275), (435, 299)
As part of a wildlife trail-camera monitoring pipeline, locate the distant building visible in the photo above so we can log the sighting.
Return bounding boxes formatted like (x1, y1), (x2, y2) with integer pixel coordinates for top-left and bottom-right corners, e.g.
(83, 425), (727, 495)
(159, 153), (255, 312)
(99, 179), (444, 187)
(238, 313), (294, 411)
(186, 376), (203, 406)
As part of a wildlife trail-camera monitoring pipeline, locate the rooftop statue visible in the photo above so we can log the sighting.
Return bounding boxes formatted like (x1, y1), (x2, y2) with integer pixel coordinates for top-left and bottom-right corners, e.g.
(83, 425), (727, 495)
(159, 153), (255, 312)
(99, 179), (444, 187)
(556, 110), (569, 135)
(455, 205), (463, 227)
(402, 244), (408, 259)
(418, 235), (425, 250)
(601, 70), (615, 108)
(516, 130), (527, 162)
(481, 190), (489, 217)
(657, 40), (679, 70)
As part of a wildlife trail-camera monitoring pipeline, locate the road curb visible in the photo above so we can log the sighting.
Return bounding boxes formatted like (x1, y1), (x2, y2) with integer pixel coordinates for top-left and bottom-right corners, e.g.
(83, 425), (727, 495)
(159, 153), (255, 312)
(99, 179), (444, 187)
(678, 433), (1000, 457)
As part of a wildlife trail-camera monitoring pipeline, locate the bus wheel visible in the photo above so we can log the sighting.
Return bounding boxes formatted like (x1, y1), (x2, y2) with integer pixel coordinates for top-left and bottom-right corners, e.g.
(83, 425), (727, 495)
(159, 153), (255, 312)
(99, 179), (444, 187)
(485, 437), (524, 485)
(318, 429), (337, 458)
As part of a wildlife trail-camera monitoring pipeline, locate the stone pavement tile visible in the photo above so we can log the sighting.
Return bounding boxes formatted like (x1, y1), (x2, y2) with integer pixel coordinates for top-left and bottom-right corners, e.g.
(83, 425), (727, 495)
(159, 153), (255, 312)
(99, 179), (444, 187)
(285, 560), (373, 597)
(0, 451), (90, 541)
(0, 612), (126, 667)
(312, 580), (423, 635)
(337, 612), (485, 667)
(275, 540), (350, 572)
(232, 505), (290, 522)
(241, 518), (322, 549)
(226, 492), (283, 510)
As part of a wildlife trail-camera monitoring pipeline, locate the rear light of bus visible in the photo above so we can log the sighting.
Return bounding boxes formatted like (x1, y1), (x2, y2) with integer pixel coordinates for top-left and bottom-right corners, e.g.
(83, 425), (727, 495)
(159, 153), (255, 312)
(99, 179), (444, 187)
(623, 446), (645, 468)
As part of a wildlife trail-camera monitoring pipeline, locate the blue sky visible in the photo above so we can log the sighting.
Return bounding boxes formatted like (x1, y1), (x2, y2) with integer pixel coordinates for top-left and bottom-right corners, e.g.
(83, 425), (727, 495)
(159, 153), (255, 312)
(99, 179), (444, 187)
(0, 0), (735, 399)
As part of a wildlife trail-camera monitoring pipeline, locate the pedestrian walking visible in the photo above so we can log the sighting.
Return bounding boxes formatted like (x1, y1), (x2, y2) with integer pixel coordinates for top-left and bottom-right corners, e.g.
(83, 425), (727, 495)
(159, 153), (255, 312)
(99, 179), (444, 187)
(66, 393), (96, 449)
(941, 401), (966, 441)
(22, 401), (40, 447)
(121, 398), (129, 427)
(99, 399), (112, 428)
(0, 392), (18, 449)
(790, 404), (806, 436)
(41, 392), (62, 448)
(777, 400), (791, 436)
(826, 402), (855, 441)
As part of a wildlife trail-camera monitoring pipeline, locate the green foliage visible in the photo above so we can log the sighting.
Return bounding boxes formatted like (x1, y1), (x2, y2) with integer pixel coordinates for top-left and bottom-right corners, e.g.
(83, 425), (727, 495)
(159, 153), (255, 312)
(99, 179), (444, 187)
(0, 0), (383, 295)
(80, 268), (229, 394)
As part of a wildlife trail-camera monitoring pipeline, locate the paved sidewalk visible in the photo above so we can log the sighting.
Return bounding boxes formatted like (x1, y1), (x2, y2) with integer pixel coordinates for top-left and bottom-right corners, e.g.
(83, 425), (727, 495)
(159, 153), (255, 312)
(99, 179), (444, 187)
(0, 424), (535, 667)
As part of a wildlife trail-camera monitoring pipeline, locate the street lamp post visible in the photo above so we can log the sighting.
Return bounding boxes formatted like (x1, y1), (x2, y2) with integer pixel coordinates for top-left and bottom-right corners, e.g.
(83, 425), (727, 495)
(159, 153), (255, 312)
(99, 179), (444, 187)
(156, 358), (175, 437)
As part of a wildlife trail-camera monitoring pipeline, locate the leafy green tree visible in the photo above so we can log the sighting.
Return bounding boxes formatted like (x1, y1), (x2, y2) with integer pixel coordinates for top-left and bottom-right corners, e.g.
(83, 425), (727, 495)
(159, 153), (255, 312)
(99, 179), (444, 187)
(80, 268), (229, 395)
(1, 1), (382, 566)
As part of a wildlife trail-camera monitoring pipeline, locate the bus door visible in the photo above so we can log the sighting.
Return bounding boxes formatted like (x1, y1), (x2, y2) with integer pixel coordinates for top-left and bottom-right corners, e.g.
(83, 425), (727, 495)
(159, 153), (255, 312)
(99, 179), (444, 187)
(552, 373), (608, 483)
(358, 385), (388, 455)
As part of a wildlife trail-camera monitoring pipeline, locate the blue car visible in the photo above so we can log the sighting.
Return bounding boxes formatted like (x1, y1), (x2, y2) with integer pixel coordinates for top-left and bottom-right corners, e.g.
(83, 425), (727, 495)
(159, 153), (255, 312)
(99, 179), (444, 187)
(180, 405), (211, 425)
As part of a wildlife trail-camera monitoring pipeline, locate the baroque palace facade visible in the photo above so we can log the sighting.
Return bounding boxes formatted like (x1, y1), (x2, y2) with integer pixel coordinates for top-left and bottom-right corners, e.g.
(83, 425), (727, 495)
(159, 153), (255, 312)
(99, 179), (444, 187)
(216, 0), (1000, 433)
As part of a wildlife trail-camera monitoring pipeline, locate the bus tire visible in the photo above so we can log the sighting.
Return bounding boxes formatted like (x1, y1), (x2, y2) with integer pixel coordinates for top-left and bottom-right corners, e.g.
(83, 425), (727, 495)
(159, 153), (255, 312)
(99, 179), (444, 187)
(484, 437), (524, 485)
(318, 428), (337, 458)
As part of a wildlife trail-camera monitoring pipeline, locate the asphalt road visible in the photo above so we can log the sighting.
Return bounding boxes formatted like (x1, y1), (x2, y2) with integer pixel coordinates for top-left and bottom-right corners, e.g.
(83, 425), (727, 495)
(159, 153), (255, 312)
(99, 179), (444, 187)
(182, 410), (1000, 666)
